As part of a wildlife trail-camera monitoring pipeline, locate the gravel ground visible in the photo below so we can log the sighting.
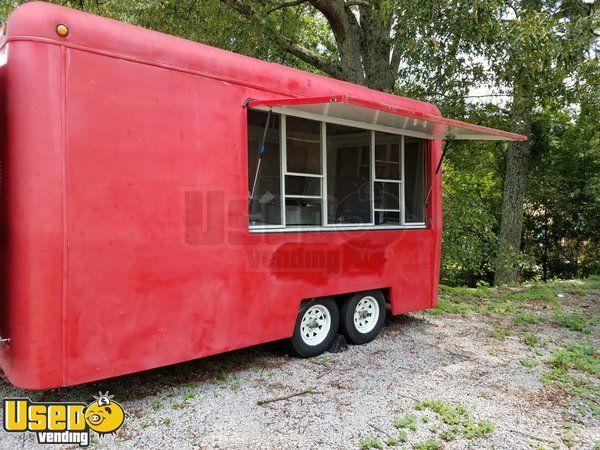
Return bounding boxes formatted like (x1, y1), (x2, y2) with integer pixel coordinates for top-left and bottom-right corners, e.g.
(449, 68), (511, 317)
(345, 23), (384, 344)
(1, 287), (598, 450)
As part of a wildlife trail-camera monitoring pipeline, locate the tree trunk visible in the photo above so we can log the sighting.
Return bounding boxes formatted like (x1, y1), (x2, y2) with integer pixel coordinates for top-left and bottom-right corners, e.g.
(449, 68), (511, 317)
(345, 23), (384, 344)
(494, 81), (533, 286)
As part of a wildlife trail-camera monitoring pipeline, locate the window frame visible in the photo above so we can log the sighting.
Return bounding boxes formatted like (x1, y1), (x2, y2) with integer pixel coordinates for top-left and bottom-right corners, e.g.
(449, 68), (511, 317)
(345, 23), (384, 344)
(248, 110), (429, 233)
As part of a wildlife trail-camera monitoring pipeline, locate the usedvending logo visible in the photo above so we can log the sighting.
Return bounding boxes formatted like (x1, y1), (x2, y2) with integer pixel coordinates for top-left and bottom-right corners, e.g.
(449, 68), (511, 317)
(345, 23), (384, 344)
(3, 392), (125, 446)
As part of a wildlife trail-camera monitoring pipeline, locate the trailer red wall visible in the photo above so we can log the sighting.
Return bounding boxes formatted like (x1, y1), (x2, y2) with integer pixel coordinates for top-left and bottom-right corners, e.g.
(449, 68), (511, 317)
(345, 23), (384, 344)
(0, 2), (441, 389)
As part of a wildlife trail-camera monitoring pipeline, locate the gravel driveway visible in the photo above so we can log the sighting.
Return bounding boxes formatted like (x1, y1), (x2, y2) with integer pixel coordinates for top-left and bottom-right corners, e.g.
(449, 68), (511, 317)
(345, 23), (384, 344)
(1, 284), (598, 449)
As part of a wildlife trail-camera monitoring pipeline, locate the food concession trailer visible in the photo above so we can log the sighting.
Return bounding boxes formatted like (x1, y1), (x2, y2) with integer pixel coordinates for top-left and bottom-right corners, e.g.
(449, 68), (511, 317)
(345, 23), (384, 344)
(0, 3), (526, 389)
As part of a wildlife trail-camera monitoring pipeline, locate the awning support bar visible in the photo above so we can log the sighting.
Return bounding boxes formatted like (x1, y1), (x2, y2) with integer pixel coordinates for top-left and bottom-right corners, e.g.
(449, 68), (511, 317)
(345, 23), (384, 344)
(425, 139), (450, 208)
(249, 110), (272, 203)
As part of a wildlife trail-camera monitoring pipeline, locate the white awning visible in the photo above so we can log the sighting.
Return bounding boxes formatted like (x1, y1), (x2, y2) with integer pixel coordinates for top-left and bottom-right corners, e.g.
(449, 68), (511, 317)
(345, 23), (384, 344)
(248, 95), (526, 142)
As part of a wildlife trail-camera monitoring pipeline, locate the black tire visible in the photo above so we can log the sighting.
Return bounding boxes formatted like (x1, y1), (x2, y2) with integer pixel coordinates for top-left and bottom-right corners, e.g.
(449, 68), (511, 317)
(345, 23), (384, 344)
(339, 290), (386, 345)
(290, 297), (339, 358)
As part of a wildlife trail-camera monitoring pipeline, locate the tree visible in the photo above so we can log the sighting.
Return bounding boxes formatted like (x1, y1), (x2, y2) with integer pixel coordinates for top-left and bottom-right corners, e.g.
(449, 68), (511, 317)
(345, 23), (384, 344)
(491, 0), (598, 284)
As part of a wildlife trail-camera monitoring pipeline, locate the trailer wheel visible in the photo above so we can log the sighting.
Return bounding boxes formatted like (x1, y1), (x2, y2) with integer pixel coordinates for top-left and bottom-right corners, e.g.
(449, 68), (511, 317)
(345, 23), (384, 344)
(339, 290), (386, 345)
(290, 297), (339, 357)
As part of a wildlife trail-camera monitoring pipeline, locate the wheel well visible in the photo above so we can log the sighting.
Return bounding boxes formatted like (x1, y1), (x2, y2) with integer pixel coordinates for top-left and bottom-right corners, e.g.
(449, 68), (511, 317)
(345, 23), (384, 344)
(299, 288), (391, 312)
(331, 288), (391, 309)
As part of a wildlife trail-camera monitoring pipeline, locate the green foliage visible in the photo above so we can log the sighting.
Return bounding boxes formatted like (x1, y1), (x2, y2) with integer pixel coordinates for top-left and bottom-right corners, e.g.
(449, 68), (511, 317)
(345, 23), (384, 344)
(414, 400), (469, 426)
(515, 311), (547, 325)
(394, 414), (418, 431)
(488, 326), (511, 340)
(522, 332), (540, 347)
(414, 399), (494, 439)
(359, 437), (382, 450)
(553, 313), (593, 334)
(385, 435), (398, 447)
(397, 431), (409, 443)
(547, 343), (599, 375)
(520, 358), (539, 368)
(542, 343), (599, 411)
(508, 286), (557, 302)
(413, 440), (442, 450)
(151, 398), (162, 410)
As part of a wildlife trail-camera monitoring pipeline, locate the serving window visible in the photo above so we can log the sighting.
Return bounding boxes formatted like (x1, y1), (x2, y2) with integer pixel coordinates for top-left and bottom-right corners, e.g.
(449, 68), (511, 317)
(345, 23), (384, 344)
(247, 110), (428, 231)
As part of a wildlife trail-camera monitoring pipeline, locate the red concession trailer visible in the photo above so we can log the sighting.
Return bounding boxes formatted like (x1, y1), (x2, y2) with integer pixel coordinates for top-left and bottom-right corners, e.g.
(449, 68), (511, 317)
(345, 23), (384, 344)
(0, 3), (526, 389)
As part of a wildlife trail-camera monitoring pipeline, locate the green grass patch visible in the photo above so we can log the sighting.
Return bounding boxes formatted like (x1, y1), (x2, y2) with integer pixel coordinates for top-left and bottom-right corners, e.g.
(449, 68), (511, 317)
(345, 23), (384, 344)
(386, 431), (409, 446)
(521, 332), (539, 347)
(553, 312), (593, 333)
(483, 299), (516, 314)
(394, 414), (419, 431)
(506, 285), (557, 303)
(548, 343), (598, 375)
(427, 296), (479, 315)
(520, 358), (539, 368)
(542, 343), (600, 409)
(433, 278), (597, 319)
(414, 399), (494, 439)
(488, 326), (511, 340)
(584, 275), (600, 290)
(514, 311), (548, 325)
(413, 440), (442, 450)
(359, 437), (382, 449)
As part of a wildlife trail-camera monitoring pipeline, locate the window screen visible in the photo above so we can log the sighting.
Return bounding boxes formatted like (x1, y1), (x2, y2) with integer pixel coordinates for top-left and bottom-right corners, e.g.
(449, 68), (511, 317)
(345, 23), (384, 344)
(326, 123), (371, 224)
(374, 132), (402, 223)
(404, 137), (426, 223)
(285, 116), (323, 226)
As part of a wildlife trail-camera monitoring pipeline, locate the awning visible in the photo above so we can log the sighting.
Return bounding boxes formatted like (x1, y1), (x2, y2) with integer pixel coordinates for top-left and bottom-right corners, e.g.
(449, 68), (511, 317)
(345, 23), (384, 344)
(247, 95), (526, 142)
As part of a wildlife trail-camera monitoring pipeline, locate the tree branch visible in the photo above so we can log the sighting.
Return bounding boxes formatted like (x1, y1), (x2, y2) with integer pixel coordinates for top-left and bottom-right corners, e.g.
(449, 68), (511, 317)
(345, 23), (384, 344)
(345, 0), (370, 6)
(219, 0), (343, 78)
(182, 0), (198, 20)
(308, 0), (366, 83)
(266, 0), (308, 15)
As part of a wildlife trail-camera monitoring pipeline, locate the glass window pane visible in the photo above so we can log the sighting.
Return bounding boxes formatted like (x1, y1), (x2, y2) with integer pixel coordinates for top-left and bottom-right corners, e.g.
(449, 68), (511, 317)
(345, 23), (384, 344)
(247, 111), (281, 226)
(326, 124), (371, 224)
(375, 134), (401, 180)
(285, 176), (321, 197)
(286, 116), (322, 174)
(285, 198), (322, 226)
(405, 138), (426, 223)
(375, 211), (401, 226)
(374, 182), (400, 210)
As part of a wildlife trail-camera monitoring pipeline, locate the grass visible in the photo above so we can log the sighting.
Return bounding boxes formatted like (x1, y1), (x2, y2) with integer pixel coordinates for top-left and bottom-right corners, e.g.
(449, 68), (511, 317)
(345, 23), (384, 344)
(488, 326), (511, 340)
(359, 437), (382, 449)
(362, 400), (495, 448)
(522, 332), (539, 347)
(395, 414), (418, 431)
(547, 343), (598, 375)
(385, 436), (398, 447)
(413, 440), (442, 450)
(562, 433), (575, 448)
(430, 277), (599, 318)
(542, 342), (599, 412)
(553, 312), (593, 333)
(514, 311), (547, 325)
(151, 398), (163, 410)
(385, 432), (408, 447)
(520, 358), (539, 368)
(414, 400), (494, 440)
(183, 390), (196, 401)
